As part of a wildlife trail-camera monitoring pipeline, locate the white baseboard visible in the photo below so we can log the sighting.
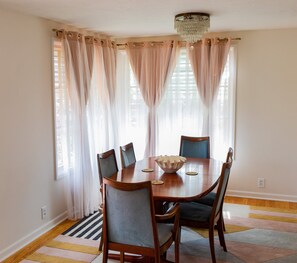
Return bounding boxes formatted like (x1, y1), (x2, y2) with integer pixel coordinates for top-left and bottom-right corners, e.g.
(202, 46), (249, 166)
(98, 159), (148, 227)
(0, 210), (68, 262)
(226, 190), (297, 203)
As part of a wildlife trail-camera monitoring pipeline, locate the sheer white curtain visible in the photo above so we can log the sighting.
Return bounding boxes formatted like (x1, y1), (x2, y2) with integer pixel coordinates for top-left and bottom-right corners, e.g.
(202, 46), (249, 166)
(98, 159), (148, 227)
(55, 31), (99, 219)
(210, 46), (237, 160)
(90, 39), (119, 152)
(87, 38), (120, 205)
(53, 32), (120, 219)
(115, 50), (147, 160)
(158, 48), (204, 155)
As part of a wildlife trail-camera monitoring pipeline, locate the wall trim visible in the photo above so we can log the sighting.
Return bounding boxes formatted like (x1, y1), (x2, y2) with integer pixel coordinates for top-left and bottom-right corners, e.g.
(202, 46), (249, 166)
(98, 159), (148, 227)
(0, 211), (68, 262)
(227, 189), (297, 203)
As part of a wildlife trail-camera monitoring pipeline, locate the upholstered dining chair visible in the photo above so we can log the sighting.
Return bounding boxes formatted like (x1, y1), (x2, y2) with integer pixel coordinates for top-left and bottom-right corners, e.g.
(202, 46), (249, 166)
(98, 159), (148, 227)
(120, 142), (136, 168)
(179, 158), (233, 263)
(102, 177), (180, 263)
(193, 147), (233, 231)
(179, 135), (210, 159)
(97, 149), (119, 186)
(97, 149), (119, 251)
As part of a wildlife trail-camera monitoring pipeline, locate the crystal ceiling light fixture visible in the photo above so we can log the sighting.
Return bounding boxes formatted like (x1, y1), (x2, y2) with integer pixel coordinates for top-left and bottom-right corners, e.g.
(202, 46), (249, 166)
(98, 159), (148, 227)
(174, 12), (210, 43)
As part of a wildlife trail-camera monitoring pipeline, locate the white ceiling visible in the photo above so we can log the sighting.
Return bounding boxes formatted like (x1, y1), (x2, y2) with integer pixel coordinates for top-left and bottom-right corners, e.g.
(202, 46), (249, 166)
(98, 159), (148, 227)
(1, 0), (297, 38)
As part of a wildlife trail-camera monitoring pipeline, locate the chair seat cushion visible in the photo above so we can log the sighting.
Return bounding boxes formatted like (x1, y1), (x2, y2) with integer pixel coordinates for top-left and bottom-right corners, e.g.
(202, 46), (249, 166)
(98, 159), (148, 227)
(157, 223), (173, 246)
(180, 202), (212, 222)
(193, 192), (216, 206)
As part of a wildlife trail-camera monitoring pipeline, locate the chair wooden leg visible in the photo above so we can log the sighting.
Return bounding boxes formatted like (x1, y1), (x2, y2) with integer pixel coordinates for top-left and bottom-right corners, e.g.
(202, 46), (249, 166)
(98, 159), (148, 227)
(161, 251), (167, 260)
(99, 233), (103, 251)
(217, 217), (227, 252)
(175, 234), (180, 263)
(222, 216), (226, 231)
(102, 244), (108, 263)
(120, 252), (124, 263)
(208, 227), (217, 263)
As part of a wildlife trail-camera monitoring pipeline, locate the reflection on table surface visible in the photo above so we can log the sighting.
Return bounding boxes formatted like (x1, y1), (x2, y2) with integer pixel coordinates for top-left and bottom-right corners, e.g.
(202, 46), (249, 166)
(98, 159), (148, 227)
(112, 157), (222, 202)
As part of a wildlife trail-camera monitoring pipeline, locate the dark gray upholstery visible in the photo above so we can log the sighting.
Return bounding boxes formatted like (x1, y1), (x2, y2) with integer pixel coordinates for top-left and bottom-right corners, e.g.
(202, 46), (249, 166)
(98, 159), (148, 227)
(100, 154), (118, 178)
(180, 138), (209, 158)
(105, 184), (173, 248)
(106, 185), (154, 247)
(180, 202), (212, 222)
(215, 166), (231, 216)
(193, 192), (216, 206)
(156, 223), (174, 246)
(121, 146), (136, 168)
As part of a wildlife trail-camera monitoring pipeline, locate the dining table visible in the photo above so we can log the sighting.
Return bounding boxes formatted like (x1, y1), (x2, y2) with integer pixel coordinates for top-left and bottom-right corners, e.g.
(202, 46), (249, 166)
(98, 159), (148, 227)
(111, 156), (222, 202)
(106, 156), (222, 262)
(111, 156), (222, 214)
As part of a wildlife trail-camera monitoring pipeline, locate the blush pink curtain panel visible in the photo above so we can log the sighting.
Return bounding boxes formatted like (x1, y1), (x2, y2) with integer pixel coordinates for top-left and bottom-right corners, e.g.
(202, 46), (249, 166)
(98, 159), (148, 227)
(186, 38), (231, 135)
(126, 41), (179, 156)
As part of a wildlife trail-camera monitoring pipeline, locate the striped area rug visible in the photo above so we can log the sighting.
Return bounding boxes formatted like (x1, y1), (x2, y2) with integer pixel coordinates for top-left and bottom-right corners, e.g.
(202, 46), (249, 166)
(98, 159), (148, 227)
(21, 204), (297, 262)
(21, 212), (103, 263)
(62, 211), (103, 240)
(22, 235), (100, 263)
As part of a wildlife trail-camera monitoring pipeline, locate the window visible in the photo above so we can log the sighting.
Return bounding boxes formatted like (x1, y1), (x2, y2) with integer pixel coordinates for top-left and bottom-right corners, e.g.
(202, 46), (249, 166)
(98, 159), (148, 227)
(52, 40), (71, 179)
(54, 44), (237, 170)
(120, 46), (237, 160)
(158, 48), (204, 155)
(115, 51), (148, 159)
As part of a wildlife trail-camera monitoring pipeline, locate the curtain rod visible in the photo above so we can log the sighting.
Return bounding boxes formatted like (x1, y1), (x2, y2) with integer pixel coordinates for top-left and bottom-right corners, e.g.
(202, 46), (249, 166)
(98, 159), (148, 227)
(52, 29), (241, 47)
(116, 37), (241, 47)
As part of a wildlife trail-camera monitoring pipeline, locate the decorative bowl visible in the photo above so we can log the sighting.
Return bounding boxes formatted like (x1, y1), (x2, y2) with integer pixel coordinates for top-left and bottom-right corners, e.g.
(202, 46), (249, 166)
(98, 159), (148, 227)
(155, 155), (187, 173)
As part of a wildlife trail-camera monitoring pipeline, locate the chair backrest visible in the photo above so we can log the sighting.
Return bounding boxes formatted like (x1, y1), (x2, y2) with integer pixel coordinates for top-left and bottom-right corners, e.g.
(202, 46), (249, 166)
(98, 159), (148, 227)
(97, 149), (118, 186)
(102, 177), (158, 249)
(212, 157), (233, 221)
(179, 136), (210, 159)
(120, 142), (136, 168)
(226, 147), (233, 163)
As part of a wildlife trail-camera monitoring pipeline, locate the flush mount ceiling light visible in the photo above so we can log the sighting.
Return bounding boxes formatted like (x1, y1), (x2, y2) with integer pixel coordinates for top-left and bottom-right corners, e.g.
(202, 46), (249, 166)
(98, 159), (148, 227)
(174, 12), (210, 43)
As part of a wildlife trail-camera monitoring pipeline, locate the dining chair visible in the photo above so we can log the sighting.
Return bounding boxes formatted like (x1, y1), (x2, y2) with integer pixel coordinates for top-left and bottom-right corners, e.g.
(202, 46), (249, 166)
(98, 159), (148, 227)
(179, 135), (210, 159)
(193, 147), (233, 231)
(120, 142), (136, 168)
(97, 149), (118, 251)
(179, 158), (233, 263)
(102, 177), (180, 263)
(97, 149), (119, 186)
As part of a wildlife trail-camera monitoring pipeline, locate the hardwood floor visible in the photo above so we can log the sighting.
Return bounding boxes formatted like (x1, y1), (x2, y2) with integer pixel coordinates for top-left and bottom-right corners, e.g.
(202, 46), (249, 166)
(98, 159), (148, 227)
(225, 196), (297, 210)
(2, 219), (78, 263)
(3, 197), (297, 263)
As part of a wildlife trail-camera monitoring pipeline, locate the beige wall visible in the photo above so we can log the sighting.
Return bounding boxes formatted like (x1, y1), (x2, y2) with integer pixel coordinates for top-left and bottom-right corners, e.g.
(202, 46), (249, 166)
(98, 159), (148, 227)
(0, 8), (67, 260)
(210, 29), (297, 201)
(1, 6), (297, 260)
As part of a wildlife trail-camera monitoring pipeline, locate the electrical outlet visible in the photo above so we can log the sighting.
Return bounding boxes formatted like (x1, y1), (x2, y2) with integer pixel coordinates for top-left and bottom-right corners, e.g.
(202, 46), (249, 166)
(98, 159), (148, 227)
(41, 206), (47, 220)
(257, 178), (265, 188)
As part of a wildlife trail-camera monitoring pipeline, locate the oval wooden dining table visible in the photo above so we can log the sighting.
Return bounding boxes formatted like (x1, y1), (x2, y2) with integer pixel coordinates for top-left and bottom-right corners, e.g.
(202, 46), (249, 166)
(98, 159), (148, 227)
(106, 156), (222, 262)
(110, 156), (222, 202)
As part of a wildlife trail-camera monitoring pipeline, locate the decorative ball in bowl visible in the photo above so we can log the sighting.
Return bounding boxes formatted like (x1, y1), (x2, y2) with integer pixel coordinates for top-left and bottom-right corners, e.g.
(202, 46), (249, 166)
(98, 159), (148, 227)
(155, 155), (187, 173)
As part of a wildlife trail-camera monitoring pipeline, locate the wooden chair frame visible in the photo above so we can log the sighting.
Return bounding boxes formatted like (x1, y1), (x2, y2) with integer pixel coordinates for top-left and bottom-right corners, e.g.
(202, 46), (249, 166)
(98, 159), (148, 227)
(180, 159), (233, 263)
(102, 178), (180, 263)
